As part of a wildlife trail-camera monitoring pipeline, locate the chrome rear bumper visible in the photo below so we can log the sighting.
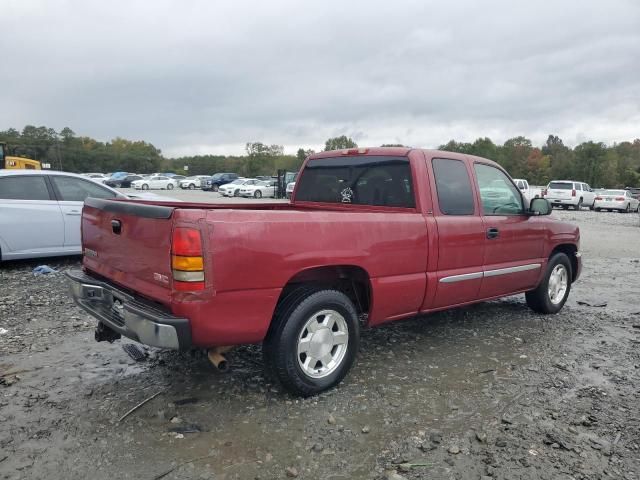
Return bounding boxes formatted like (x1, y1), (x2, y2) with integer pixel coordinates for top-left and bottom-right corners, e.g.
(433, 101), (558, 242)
(66, 269), (191, 350)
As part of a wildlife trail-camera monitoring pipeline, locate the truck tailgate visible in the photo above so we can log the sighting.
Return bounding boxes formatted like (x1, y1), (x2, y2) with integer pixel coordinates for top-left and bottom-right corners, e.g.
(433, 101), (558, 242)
(81, 198), (176, 305)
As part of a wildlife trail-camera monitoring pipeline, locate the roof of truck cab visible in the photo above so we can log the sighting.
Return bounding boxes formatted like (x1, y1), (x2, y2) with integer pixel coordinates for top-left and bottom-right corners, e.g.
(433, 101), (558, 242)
(309, 147), (503, 169)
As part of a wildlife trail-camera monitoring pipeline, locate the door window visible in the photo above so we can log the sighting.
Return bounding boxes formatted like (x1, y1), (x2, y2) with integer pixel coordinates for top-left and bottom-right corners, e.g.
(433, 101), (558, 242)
(0, 176), (51, 200)
(474, 164), (523, 215)
(432, 158), (475, 215)
(51, 176), (117, 201)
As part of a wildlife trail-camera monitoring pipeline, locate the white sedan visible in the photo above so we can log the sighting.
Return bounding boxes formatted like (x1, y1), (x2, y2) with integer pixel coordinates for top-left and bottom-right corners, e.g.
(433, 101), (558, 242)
(131, 175), (176, 190)
(594, 189), (640, 213)
(0, 170), (175, 261)
(218, 178), (258, 197)
(240, 180), (277, 198)
(179, 175), (210, 189)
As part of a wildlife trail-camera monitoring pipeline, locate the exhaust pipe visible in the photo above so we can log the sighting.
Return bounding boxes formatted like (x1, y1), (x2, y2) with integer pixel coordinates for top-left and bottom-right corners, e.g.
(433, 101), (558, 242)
(207, 346), (233, 372)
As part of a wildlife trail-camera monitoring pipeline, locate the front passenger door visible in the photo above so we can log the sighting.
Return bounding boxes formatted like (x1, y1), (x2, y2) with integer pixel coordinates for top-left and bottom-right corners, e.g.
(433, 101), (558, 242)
(473, 163), (544, 298)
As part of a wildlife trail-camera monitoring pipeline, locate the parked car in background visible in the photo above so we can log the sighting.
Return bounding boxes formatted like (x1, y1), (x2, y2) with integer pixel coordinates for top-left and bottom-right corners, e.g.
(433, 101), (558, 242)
(594, 189), (640, 213)
(625, 187), (640, 200)
(131, 175), (176, 190)
(0, 170), (176, 260)
(513, 178), (542, 204)
(239, 180), (277, 198)
(219, 178), (259, 197)
(543, 180), (595, 210)
(180, 175), (210, 189)
(203, 173), (239, 191)
(82, 173), (109, 184)
(104, 174), (143, 188)
(286, 182), (296, 199)
(67, 147), (582, 396)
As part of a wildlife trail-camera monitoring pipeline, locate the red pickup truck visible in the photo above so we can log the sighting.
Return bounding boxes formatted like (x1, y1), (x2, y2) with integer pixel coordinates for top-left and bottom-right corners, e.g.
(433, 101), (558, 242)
(68, 147), (581, 395)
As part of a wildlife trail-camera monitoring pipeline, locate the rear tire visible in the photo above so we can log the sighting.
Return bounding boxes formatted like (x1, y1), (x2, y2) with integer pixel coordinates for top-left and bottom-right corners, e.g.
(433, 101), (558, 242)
(595, 208), (601, 212)
(575, 198), (583, 210)
(625, 203), (630, 213)
(526, 253), (572, 314)
(167, 183), (174, 190)
(213, 185), (219, 192)
(263, 288), (360, 396)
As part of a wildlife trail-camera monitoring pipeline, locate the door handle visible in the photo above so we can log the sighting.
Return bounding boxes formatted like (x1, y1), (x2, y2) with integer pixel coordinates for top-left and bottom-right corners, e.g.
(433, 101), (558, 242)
(486, 227), (500, 239)
(65, 210), (81, 216)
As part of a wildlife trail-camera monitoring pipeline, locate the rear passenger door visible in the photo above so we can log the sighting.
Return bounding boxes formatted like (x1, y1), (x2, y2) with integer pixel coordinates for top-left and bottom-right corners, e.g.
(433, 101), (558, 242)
(426, 157), (485, 309)
(472, 163), (544, 298)
(50, 175), (118, 249)
(0, 175), (65, 257)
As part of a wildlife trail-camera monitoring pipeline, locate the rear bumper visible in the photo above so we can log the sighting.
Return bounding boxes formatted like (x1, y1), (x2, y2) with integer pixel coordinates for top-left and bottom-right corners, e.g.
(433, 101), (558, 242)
(547, 197), (577, 205)
(594, 201), (626, 209)
(66, 269), (191, 350)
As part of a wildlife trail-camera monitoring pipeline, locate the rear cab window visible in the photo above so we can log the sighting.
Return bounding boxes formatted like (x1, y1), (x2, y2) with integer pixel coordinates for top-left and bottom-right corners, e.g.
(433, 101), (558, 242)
(295, 156), (415, 208)
(548, 182), (574, 190)
(0, 176), (51, 200)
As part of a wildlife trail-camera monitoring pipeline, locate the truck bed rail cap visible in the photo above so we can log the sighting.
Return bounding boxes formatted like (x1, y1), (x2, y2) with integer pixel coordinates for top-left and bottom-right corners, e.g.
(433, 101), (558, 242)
(85, 197), (174, 219)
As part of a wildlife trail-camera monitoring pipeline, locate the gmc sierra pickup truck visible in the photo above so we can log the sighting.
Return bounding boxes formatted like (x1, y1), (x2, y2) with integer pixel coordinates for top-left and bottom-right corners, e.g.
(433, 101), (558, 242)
(67, 147), (581, 396)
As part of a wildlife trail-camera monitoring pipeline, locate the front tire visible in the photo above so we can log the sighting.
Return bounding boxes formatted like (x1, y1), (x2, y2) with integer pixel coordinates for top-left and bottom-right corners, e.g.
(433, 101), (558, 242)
(142, 184), (149, 190)
(213, 185), (219, 192)
(263, 289), (360, 396)
(526, 253), (572, 314)
(189, 184), (195, 190)
(254, 190), (262, 199)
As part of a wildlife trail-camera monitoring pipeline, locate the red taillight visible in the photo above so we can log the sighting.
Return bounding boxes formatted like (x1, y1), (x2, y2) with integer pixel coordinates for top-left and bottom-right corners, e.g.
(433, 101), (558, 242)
(172, 227), (204, 290)
(572, 189), (576, 197)
(615, 197), (625, 201)
(172, 227), (202, 256)
(595, 196), (602, 200)
(174, 280), (205, 291)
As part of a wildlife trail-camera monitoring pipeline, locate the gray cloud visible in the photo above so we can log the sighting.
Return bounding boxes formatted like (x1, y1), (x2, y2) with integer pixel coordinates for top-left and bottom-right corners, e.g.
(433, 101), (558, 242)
(1, 0), (639, 156)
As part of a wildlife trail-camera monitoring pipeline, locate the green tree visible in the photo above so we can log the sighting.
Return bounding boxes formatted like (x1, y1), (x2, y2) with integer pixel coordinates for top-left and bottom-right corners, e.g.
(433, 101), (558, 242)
(573, 141), (608, 186)
(324, 135), (357, 151)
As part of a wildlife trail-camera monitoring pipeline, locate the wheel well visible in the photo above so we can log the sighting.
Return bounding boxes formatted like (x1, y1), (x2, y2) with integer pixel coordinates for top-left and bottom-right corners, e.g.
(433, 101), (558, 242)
(278, 265), (371, 316)
(551, 244), (578, 281)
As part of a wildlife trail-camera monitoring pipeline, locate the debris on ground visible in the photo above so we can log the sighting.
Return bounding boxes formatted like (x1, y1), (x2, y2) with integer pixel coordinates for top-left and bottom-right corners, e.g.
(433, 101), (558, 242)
(32, 265), (57, 276)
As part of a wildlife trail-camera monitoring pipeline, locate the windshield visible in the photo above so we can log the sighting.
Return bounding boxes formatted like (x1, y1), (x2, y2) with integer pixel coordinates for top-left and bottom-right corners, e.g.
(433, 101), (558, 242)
(548, 182), (573, 189)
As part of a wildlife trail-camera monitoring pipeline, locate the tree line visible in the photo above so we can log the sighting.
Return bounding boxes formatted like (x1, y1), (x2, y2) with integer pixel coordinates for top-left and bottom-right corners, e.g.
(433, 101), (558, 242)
(1, 126), (639, 187)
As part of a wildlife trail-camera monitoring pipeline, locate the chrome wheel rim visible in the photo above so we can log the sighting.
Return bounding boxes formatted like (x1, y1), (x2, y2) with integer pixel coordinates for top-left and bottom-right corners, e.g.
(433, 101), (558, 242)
(297, 309), (349, 379)
(548, 264), (568, 305)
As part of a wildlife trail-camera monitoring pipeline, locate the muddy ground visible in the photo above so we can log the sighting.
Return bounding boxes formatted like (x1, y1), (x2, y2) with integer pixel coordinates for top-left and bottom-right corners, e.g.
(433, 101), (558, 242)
(1, 210), (639, 480)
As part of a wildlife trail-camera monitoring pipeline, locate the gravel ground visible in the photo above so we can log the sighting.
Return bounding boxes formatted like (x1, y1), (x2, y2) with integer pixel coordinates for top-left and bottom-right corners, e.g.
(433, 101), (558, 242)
(1, 209), (639, 480)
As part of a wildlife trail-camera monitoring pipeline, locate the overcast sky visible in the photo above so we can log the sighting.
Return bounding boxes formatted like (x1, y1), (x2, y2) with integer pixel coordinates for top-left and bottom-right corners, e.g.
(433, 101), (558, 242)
(2, 0), (639, 157)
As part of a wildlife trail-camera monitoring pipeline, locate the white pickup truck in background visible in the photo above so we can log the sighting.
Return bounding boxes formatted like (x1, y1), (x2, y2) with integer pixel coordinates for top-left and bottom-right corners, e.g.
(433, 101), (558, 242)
(513, 178), (542, 204)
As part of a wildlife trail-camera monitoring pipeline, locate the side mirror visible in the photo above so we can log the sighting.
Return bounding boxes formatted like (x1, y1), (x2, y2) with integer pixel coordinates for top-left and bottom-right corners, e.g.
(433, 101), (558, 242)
(529, 198), (552, 216)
